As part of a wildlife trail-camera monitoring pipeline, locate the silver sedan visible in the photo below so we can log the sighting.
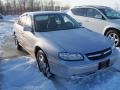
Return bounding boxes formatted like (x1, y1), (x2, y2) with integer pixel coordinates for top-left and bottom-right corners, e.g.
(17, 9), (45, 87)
(14, 11), (118, 79)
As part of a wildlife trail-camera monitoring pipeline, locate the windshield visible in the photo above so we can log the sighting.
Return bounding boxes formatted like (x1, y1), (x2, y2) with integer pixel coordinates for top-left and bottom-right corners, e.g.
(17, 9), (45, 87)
(34, 13), (81, 32)
(99, 7), (120, 19)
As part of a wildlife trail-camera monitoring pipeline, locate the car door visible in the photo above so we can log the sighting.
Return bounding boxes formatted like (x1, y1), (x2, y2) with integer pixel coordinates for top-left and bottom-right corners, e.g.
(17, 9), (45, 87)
(21, 15), (37, 53)
(84, 8), (108, 33)
(14, 15), (26, 47)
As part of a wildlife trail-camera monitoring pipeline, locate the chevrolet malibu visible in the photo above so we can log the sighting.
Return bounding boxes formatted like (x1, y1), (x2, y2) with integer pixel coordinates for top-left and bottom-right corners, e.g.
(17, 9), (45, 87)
(14, 11), (118, 79)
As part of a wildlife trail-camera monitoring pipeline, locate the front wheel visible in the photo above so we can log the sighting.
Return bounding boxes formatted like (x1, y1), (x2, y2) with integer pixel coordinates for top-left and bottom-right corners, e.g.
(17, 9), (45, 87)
(105, 30), (120, 47)
(36, 50), (52, 78)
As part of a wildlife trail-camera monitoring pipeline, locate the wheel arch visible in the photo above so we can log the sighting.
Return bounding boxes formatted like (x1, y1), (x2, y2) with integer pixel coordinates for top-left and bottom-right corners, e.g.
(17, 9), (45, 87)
(34, 46), (42, 59)
(34, 46), (52, 77)
(104, 27), (120, 35)
(34, 46), (48, 60)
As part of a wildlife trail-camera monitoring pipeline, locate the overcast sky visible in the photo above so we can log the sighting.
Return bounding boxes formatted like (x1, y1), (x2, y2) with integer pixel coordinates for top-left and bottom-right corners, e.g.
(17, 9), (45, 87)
(56, 0), (120, 9)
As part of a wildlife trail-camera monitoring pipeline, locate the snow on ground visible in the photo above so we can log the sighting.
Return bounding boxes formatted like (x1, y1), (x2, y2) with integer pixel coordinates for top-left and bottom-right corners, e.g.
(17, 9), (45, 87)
(0, 19), (26, 58)
(112, 48), (120, 71)
(0, 15), (18, 47)
(0, 22), (13, 46)
(0, 22), (13, 58)
(3, 15), (19, 22)
(92, 72), (120, 90)
(1, 55), (120, 90)
(0, 56), (56, 90)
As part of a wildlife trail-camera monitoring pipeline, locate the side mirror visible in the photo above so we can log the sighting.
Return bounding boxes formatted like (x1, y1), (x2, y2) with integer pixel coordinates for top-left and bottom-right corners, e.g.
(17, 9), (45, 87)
(95, 15), (103, 19)
(23, 25), (32, 32)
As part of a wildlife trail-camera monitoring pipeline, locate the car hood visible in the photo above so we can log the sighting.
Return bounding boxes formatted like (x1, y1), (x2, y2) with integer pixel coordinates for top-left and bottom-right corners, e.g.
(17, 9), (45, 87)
(36, 28), (113, 54)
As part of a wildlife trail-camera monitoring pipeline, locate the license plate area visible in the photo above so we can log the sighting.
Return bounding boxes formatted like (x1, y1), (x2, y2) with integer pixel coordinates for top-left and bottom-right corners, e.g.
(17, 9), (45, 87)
(98, 60), (110, 70)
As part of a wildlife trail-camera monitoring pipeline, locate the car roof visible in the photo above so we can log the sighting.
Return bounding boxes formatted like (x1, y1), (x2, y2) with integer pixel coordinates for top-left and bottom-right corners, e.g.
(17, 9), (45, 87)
(22, 11), (65, 16)
(73, 5), (109, 9)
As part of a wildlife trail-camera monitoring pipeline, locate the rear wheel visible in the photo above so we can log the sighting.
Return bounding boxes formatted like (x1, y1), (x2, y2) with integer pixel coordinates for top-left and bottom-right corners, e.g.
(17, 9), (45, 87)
(36, 50), (52, 78)
(105, 30), (120, 47)
(14, 35), (22, 50)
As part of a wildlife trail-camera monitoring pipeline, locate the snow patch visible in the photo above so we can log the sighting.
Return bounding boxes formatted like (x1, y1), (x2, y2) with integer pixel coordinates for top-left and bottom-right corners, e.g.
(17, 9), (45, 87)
(52, 69), (120, 90)
(0, 22), (13, 58)
(0, 22), (13, 46)
(3, 15), (19, 22)
(112, 48), (120, 71)
(92, 72), (120, 90)
(0, 56), (56, 90)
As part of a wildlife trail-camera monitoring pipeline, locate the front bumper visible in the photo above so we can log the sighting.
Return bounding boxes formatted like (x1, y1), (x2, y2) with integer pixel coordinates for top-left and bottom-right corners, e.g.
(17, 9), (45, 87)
(48, 48), (119, 79)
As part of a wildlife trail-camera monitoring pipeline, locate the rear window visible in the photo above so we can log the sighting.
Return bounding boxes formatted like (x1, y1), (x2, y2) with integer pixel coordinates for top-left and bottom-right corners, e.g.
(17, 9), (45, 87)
(71, 8), (86, 16)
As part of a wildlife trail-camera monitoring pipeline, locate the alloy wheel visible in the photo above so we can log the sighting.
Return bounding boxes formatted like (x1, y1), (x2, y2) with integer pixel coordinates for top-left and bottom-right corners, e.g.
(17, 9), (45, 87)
(108, 32), (119, 46)
(37, 50), (51, 78)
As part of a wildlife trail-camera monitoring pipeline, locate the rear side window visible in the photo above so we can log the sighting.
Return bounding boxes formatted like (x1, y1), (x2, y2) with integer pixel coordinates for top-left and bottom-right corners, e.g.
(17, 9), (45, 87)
(86, 8), (102, 18)
(34, 15), (49, 32)
(71, 8), (86, 16)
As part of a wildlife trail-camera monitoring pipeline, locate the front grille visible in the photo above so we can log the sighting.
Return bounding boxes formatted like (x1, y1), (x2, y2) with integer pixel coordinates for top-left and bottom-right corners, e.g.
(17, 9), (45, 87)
(86, 48), (112, 60)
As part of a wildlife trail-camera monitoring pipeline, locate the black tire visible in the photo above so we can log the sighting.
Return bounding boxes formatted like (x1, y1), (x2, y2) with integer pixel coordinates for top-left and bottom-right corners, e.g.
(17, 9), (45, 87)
(105, 30), (120, 47)
(36, 50), (52, 78)
(14, 35), (22, 50)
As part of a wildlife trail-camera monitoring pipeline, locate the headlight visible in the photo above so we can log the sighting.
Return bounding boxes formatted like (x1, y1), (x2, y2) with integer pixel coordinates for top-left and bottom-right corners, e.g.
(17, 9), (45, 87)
(59, 53), (84, 61)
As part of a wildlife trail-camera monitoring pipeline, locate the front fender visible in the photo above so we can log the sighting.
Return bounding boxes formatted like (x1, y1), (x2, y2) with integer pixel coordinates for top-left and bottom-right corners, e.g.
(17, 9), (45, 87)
(33, 40), (65, 60)
(103, 24), (120, 35)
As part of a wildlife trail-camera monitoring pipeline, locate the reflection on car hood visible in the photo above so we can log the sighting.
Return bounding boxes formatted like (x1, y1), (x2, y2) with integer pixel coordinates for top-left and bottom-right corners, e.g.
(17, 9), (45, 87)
(36, 28), (113, 54)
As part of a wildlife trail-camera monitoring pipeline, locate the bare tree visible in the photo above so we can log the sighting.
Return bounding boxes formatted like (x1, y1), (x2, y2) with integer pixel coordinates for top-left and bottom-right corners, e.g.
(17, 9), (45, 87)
(50, 0), (54, 10)
(0, 0), (70, 15)
(5, 0), (12, 14)
(0, 0), (3, 14)
(11, 0), (17, 14)
(28, 0), (34, 11)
